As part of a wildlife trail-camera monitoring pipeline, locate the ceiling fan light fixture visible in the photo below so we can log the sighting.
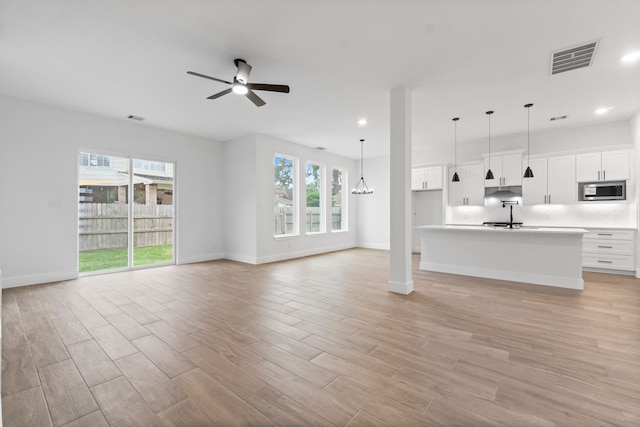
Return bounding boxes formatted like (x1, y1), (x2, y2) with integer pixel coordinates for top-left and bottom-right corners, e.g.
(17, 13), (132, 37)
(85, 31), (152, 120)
(232, 83), (248, 95)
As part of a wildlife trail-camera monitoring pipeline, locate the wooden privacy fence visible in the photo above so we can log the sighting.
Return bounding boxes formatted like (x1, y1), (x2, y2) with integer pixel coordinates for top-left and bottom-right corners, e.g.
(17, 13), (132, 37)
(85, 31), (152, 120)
(78, 203), (173, 251)
(274, 206), (343, 235)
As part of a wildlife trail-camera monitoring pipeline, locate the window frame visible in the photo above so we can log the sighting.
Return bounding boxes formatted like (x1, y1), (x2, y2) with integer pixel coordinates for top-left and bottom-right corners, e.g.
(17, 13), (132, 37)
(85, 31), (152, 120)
(330, 166), (348, 232)
(305, 160), (325, 234)
(273, 153), (299, 238)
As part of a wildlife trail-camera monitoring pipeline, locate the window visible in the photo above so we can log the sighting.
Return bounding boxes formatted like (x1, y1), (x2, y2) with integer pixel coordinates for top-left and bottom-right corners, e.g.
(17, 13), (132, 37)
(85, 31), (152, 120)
(274, 154), (297, 236)
(331, 167), (347, 231)
(78, 152), (175, 273)
(134, 159), (167, 173)
(79, 153), (111, 167)
(305, 161), (324, 233)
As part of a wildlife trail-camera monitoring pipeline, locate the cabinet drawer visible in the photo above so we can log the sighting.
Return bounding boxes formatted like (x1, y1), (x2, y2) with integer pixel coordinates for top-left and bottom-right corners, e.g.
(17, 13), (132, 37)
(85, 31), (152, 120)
(582, 254), (635, 271)
(582, 239), (634, 256)
(583, 229), (635, 241)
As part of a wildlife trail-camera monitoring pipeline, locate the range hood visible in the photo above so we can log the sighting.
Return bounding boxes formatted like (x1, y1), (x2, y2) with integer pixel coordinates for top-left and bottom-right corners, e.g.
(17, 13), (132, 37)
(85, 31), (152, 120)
(484, 186), (522, 199)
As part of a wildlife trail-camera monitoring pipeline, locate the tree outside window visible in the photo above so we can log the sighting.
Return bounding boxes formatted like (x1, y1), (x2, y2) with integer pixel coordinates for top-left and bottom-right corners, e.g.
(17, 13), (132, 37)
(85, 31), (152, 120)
(274, 155), (296, 236)
(305, 162), (323, 233)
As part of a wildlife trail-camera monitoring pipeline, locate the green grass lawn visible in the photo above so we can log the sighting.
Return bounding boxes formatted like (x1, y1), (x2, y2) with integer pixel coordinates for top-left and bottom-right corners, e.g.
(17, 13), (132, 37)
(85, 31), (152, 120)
(79, 244), (173, 272)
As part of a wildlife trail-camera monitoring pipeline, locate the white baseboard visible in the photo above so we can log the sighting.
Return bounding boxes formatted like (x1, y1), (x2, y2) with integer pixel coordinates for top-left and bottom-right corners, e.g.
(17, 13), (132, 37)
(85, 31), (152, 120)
(2, 271), (78, 289)
(357, 242), (391, 251)
(388, 280), (414, 295)
(255, 243), (357, 265)
(224, 253), (258, 265)
(177, 252), (225, 265)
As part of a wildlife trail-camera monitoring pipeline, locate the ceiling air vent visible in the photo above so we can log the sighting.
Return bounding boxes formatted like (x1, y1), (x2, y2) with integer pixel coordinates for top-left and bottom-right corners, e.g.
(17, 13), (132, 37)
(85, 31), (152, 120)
(550, 41), (599, 75)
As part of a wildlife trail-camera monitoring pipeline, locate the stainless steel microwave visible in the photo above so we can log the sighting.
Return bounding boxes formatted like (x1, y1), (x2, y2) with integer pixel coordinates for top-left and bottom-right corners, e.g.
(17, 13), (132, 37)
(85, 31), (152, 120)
(579, 181), (626, 201)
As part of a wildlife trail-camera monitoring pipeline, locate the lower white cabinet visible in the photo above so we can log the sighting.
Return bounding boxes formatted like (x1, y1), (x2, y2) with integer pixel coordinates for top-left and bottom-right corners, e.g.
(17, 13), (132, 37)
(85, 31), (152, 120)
(582, 228), (635, 271)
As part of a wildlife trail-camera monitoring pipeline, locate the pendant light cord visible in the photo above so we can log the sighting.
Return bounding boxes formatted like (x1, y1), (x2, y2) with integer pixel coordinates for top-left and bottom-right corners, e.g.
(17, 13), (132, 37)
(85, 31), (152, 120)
(526, 103), (533, 167)
(360, 139), (364, 179)
(453, 117), (459, 170)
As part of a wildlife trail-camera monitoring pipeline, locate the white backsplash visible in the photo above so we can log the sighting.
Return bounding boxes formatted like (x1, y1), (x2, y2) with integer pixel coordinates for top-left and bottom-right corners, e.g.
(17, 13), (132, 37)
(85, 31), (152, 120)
(447, 200), (637, 228)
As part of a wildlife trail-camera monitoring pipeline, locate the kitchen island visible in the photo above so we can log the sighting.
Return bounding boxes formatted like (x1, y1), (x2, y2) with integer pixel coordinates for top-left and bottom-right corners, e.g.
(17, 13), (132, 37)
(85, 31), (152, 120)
(416, 225), (588, 290)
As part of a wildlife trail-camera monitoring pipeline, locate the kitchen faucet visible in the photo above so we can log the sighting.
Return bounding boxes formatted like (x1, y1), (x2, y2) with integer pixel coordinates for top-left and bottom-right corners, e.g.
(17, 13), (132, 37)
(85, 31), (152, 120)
(501, 200), (519, 229)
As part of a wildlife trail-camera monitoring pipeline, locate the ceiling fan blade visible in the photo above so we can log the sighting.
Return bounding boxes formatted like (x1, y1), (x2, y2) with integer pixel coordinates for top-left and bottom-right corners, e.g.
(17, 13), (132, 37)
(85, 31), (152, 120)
(246, 90), (266, 107)
(235, 60), (252, 84)
(187, 71), (232, 85)
(207, 88), (233, 99)
(247, 83), (290, 93)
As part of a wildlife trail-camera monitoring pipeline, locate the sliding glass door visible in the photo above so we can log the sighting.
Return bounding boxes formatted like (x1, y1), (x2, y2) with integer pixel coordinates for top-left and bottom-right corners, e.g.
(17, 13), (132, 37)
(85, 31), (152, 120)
(78, 153), (175, 273)
(132, 159), (174, 266)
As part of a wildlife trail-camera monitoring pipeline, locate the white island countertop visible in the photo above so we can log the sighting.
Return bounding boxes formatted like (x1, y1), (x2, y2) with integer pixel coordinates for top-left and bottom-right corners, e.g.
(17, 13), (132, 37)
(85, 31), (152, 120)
(415, 225), (588, 235)
(416, 225), (588, 289)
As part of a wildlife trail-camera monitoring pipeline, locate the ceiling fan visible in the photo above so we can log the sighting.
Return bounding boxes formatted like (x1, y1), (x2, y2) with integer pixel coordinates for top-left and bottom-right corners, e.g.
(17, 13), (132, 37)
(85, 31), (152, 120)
(187, 58), (290, 107)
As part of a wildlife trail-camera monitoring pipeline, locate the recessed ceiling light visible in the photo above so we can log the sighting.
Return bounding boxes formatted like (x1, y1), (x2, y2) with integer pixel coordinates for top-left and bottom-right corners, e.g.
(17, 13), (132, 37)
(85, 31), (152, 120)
(621, 51), (640, 63)
(357, 118), (367, 126)
(595, 107), (613, 115)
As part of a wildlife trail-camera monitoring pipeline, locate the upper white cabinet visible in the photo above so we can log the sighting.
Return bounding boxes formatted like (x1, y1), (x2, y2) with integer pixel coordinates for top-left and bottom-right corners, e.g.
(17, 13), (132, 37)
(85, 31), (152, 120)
(484, 153), (522, 187)
(547, 155), (577, 204)
(522, 155), (576, 205)
(411, 166), (443, 191)
(448, 164), (485, 206)
(576, 149), (629, 182)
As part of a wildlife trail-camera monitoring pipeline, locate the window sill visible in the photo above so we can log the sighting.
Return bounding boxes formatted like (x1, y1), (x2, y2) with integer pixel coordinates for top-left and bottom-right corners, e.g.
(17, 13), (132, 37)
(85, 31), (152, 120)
(273, 234), (299, 240)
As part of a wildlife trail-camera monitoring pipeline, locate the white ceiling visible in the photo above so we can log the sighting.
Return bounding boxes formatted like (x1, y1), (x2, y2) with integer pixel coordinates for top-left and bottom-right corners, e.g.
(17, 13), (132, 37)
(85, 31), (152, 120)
(1, 0), (639, 159)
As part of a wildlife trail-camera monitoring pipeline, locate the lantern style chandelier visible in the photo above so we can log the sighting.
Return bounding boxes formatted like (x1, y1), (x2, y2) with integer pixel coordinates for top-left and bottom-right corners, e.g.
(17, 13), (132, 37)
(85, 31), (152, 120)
(351, 138), (373, 194)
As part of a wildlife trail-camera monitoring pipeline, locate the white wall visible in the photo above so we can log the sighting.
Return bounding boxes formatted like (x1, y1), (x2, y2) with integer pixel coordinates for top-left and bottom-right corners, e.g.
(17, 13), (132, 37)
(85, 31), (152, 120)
(223, 134), (358, 264)
(356, 155), (391, 250)
(0, 96), (224, 287)
(223, 135), (258, 263)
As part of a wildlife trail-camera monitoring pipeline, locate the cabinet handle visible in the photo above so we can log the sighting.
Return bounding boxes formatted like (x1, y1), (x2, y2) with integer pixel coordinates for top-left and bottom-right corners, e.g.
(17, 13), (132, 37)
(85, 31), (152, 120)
(597, 260), (613, 264)
(603, 170), (606, 180)
(597, 245), (613, 249)
(548, 195), (551, 204)
(598, 170), (600, 180)
(597, 233), (613, 236)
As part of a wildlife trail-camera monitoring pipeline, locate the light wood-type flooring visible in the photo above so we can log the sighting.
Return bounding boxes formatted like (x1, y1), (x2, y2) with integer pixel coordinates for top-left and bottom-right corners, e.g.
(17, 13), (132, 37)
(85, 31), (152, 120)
(2, 248), (640, 426)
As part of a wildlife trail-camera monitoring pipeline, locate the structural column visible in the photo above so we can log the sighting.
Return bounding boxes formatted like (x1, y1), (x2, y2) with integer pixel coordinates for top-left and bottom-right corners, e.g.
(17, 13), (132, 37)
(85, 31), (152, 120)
(631, 110), (640, 279)
(388, 86), (414, 294)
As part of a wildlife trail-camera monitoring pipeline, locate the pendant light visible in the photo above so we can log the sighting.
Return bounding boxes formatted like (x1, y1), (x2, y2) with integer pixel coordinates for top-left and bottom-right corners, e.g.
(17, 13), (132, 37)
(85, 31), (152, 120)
(485, 110), (495, 180)
(451, 117), (460, 182)
(351, 139), (373, 194)
(523, 103), (534, 178)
